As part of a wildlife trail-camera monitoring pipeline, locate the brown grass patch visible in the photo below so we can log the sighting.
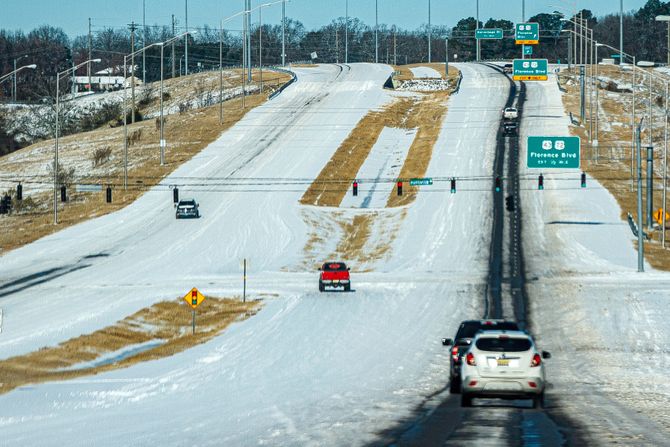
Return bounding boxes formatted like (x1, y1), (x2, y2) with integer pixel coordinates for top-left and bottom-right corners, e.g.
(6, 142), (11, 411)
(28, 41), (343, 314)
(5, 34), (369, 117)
(335, 214), (373, 260)
(0, 296), (260, 395)
(0, 70), (291, 254)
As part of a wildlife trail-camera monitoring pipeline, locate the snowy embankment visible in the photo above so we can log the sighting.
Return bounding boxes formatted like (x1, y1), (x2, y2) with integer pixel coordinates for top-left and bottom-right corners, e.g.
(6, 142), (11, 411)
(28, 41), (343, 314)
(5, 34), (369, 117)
(0, 63), (507, 445)
(520, 71), (670, 443)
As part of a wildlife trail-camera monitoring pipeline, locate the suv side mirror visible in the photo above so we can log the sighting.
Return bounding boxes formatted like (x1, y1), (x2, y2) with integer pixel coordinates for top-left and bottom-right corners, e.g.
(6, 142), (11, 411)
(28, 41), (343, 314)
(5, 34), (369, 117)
(347, 267), (350, 271)
(542, 351), (551, 359)
(441, 338), (453, 346)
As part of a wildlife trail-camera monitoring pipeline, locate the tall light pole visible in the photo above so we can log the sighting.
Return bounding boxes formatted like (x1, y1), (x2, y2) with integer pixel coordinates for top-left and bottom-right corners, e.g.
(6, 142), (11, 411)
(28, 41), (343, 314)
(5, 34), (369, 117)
(655, 15), (670, 66)
(159, 31), (194, 166)
(476, 0), (480, 62)
(664, 81), (669, 248)
(0, 62), (36, 103)
(54, 58), (100, 225)
(143, 0), (147, 84)
(123, 42), (160, 189)
(428, 0), (431, 63)
(282, 0), (287, 66)
(345, 0), (349, 64)
(247, 0), (252, 81)
(375, 0), (378, 64)
(620, 0), (624, 65)
(185, 0), (189, 76)
(12, 55), (28, 102)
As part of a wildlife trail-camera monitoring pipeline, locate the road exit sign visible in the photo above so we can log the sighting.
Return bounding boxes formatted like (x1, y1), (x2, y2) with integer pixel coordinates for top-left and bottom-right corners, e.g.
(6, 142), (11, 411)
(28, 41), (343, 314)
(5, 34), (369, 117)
(475, 28), (503, 39)
(513, 59), (548, 81)
(527, 136), (581, 169)
(515, 23), (539, 45)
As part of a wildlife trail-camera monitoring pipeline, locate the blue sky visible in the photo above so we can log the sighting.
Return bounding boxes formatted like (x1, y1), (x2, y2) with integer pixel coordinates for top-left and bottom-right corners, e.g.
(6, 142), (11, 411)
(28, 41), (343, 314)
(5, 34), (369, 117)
(0, 0), (649, 38)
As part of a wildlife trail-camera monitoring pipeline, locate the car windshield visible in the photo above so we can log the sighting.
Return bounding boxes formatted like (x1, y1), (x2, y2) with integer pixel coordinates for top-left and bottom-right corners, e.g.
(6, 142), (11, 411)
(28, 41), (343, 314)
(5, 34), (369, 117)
(179, 201), (196, 207)
(323, 263), (347, 271)
(475, 337), (532, 352)
(456, 321), (519, 339)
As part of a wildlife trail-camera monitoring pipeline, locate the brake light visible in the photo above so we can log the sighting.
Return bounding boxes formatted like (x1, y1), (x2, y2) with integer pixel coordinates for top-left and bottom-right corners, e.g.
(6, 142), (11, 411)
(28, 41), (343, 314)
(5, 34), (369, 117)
(466, 352), (476, 366)
(451, 346), (459, 361)
(528, 381), (537, 388)
(531, 353), (541, 367)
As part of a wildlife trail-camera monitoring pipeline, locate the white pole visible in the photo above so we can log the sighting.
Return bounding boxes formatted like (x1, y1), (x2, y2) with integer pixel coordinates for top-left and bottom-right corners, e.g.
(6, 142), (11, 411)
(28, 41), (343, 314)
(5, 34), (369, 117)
(663, 81), (668, 248)
(185, 0), (189, 76)
(428, 0), (431, 63)
(123, 56), (128, 189)
(620, 0), (624, 64)
(160, 43), (165, 165)
(259, 5), (263, 93)
(220, 20), (224, 124)
(476, 0), (480, 62)
(345, 0), (348, 64)
(282, 0), (286, 66)
(143, 0), (146, 84)
(375, 0), (378, 64)
(54, 73), (60, 225)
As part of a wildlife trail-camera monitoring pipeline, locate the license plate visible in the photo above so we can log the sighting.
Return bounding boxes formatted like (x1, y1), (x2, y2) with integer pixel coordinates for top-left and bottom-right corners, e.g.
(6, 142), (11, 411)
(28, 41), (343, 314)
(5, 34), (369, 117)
(332, 280), (339, 283)
(497, 359), (510, 367)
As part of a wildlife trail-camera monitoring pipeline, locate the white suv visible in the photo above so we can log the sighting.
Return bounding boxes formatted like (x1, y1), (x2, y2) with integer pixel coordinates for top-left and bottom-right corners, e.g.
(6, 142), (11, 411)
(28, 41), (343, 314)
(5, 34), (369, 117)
(460, 330), (550, 408)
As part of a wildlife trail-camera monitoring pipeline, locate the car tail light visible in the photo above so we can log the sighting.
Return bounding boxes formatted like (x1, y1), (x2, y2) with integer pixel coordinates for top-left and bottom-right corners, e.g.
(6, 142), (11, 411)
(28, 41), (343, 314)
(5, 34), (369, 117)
(451, 346), (459, 362)
(469, 380), (478, 386)
(466, 352), (476, 366)
(531, 353), (541, 367)
(528, 381), (537, 388)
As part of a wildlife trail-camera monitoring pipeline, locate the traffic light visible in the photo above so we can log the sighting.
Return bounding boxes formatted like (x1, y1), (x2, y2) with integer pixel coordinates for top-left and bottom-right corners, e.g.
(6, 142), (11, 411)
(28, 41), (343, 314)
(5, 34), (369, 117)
(397, 181), (403, 196)
(538, 174), (544, 190)
(352, 181), (358, 196)
(106, 186), (112, 203)
(60, 185), (67, 202)
(495, 176), (501, 192)
(505, 195), (515, 211)
(16, 183), (22, 201)
(173, 186), (179, 204)
(450, 178), (456, 193)
(581, 172), (586, 188)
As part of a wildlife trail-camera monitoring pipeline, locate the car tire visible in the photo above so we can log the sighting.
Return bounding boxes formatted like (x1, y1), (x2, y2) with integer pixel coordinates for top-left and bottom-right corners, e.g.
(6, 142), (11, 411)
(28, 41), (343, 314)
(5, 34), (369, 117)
(344, 284), (351, 292)
(449, 377), (461, 394)
(460, 393), (472, 407)
(319, 281), (325, 292)
(533, 392), (545, 409)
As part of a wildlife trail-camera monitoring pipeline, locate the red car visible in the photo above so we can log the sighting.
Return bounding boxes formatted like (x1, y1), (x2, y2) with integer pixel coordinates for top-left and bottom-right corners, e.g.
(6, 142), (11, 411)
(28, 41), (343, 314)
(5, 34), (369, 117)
(318, 262), (351, 292)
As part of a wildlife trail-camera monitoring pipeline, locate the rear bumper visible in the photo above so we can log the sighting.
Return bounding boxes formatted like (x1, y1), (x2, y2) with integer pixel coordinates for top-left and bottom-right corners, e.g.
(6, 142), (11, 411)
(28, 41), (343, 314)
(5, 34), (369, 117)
(320, 279), (350, 285)
(461, 375), (544, 397)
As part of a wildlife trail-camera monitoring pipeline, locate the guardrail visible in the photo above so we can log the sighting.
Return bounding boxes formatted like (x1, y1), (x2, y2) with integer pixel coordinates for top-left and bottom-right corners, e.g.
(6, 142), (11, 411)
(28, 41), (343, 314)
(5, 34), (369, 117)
(453, 72), (464, 94)
(556, 74), (568, 93)
(268, 67), (297, 100)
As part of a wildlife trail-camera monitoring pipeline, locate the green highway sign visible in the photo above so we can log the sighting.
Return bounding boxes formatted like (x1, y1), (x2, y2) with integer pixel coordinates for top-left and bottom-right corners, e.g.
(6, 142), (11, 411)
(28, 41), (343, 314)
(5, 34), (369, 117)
(524, 45), (533, 55)
(611, 54), (621, 58)
(475, 28), (503, 40)
(410, 178), (433, 186)
(513, 59), (548, 81)
(527, 136), (581, 169)
(515, 22), (539, 45)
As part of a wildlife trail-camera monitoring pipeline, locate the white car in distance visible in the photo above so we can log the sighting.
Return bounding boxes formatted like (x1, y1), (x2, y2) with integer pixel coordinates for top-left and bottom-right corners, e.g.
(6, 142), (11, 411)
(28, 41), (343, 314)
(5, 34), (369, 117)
(460, 330), (550, 408)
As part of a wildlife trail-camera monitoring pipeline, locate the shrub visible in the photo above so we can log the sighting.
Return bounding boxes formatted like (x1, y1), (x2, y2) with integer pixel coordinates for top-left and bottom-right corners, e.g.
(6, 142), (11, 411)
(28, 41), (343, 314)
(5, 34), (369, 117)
(92, 146), (112, 167)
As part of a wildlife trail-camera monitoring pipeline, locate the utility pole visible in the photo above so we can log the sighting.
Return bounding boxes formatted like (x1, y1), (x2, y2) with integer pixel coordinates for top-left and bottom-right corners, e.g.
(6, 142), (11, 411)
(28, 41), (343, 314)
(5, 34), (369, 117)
(129, 21), (137, 124)
(345, 0), (349, 64)
(476, 0), (480, 62)
(637, 120), (645, 272)
(246, 0), (252, 82)
(335, 28), (339, 64)
(259, 6), (263, 93)
(445, 38), (449, 77)
(143, 0), (146, 84)
(393, 26), (397, 65)
(648, 145), (654, 230)
(375, 0), (378, 64)
(620, 0), (624, 65)
(88, 18), (92, 93)
(185, 0), (189, 76)
(220, 19), (224, 124)
(428, 0), (431, 63)
(282, 0), (286, 66)
(172, 15), (176, 78)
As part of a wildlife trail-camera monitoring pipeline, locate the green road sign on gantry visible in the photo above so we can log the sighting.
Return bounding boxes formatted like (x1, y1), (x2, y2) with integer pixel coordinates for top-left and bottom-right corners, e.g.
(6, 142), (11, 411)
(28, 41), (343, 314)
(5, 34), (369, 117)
(409, 178), (433, 186)
(475, 28), (503, 39)
(527, 136), (581, 169)
(524, 45), (533, 55)
(513, 59), (548, 81)
(515, 23), (539, 45)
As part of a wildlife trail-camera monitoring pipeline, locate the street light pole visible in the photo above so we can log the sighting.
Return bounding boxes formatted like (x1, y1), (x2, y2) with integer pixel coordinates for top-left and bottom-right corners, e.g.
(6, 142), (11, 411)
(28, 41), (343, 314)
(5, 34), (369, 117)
(476, 0), (480, 62)
(220, 20), (224, 124)
(428, 0), (431, 63)
(375, 0), (378, 64)
(664, 81), (669, 248)
(345, 0), (348, 64)
(282, 0), (286, 66)
(54, 58), (100, 225)
(185, 0), (189, 76)
(637, 119), (645, 272)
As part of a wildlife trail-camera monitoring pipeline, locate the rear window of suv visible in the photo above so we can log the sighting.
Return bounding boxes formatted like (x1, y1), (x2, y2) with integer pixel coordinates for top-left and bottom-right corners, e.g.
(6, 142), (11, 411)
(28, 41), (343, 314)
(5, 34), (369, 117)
(456, 321), (519, 339)
(475, 337), (532, 352)
(323, 263), (347, 271)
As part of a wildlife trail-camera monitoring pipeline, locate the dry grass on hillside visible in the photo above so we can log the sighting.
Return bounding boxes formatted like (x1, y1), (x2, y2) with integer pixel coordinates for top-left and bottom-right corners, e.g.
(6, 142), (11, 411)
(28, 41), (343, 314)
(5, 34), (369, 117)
(0, 71), (291, 254)
(559, 65), (670, 270)
(0, 296), (260, 395)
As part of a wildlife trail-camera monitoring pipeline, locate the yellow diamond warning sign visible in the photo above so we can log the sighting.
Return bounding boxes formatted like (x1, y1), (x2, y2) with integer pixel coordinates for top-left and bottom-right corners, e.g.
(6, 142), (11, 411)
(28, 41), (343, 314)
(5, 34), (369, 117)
(184, 287), (205, 309)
